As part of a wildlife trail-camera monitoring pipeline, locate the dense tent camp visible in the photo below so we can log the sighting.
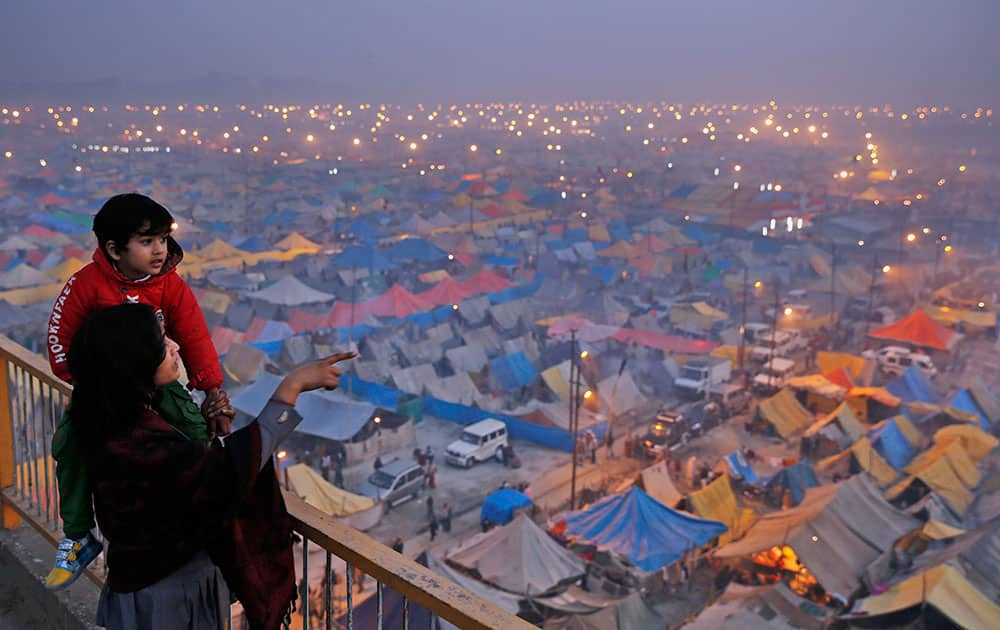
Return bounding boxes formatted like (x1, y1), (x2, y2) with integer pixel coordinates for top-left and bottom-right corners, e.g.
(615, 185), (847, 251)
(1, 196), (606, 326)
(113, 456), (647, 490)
(554, 486), (727, 573)
(542, 592), (664, 630)
(686, 583), (830, 629)
(2, 60), (1000, 630)
(716, 475), (919, 601)
(446, 513), (584, 595)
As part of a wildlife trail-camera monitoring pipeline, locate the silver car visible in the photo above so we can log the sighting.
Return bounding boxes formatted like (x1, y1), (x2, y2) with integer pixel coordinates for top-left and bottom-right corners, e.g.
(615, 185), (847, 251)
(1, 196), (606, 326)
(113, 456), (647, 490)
(357, 460), (425, 509)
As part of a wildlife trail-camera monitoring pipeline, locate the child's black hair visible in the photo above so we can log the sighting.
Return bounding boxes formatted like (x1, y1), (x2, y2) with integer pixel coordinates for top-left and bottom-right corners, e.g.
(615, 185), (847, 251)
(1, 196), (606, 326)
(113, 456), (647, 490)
(92, 193), (174, 253)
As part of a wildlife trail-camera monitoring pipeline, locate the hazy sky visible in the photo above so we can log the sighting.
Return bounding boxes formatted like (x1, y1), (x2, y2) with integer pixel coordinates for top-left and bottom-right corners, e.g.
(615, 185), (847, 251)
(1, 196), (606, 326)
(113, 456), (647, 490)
(2, 0), (997, 104)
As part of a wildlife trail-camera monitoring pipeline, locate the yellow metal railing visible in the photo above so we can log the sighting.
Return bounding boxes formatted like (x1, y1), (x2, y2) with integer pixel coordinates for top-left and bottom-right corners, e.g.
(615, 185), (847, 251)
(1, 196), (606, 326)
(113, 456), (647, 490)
(0, 335), (530, 629)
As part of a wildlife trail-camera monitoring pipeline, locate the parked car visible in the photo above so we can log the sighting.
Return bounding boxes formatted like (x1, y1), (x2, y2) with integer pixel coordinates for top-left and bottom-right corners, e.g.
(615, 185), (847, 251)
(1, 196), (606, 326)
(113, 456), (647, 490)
(357, 459), (425, 508)
(862, 346), (937, 379)
(640, 411), (690, 458)
(752, 357), (797, 394)
(708, 383), (751, 417)
(445, 418), (509, 468)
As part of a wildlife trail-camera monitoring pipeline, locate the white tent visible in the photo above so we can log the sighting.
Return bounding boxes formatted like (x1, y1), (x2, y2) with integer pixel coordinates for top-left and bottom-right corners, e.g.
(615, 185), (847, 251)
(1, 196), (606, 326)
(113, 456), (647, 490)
(246, 275), (335, 306)
(446, 513), (585, 595)
(0, 264), (55, 290)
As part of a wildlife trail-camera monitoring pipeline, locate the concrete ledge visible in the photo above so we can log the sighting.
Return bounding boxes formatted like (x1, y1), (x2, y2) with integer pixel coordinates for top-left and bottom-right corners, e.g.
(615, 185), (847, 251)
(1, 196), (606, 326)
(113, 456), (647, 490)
(0, 524), (98, 630)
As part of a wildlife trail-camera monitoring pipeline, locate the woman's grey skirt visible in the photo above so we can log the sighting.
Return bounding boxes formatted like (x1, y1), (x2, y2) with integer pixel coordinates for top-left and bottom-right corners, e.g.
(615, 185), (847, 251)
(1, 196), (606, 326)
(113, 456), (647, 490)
(96, 551), (230, 630)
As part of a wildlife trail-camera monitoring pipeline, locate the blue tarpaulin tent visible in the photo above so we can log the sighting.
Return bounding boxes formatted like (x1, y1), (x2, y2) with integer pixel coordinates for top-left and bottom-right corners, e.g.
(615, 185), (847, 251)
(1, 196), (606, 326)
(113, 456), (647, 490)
(555, 487), (727, 572)
(385, 237), (447, 262)
(886, 366), (935, 417)
(671, 184), (698, 199)
(489, 352), (538, 390)
(724, 450), (759, 483)
(869, 419), (916, 470)
(481, 489), (533, 526)
(947, 389), (990, 430)
(763, 462), (819, 505)
(330, 245), (398, 272)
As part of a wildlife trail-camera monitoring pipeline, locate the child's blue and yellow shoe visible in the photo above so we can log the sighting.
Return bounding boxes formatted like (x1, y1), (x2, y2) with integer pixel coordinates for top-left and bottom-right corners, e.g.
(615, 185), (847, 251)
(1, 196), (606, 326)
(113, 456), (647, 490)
(43, 533), (102, 590)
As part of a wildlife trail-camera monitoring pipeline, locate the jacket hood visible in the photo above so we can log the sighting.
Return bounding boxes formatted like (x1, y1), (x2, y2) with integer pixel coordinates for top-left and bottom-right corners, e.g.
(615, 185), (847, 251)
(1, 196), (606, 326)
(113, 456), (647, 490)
(91, 235), (184, 285)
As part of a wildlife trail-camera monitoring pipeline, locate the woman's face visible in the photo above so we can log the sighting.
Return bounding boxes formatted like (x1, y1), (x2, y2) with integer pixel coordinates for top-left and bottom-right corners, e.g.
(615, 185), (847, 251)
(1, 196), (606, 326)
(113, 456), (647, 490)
(153, 336), (181, 386)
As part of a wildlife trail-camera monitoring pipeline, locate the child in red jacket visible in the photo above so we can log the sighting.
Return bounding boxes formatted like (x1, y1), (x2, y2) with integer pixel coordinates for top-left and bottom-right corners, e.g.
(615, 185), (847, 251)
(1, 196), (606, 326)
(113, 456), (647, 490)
(44, 193), (232, 589)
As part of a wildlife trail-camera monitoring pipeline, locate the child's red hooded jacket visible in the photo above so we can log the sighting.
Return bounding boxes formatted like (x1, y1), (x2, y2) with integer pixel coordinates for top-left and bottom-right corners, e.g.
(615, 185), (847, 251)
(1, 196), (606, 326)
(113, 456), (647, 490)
(46, 237), (223, 392)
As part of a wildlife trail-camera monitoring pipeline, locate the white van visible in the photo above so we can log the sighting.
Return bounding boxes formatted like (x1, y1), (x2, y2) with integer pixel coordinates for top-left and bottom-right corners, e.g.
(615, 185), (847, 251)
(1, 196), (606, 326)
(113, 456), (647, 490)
(863, 346), (937, 379)
(445, 418), (509, 468)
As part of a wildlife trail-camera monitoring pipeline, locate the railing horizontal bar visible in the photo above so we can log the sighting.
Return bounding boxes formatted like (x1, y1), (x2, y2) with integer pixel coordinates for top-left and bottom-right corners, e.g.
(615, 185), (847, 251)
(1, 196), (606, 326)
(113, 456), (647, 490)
(0, 337), (72, 397)
(283, 492), (533, 630)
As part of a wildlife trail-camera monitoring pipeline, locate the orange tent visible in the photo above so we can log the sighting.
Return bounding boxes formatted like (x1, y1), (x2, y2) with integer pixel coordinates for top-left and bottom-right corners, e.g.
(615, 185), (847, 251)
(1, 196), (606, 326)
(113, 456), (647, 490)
(868, 310), (957, 351)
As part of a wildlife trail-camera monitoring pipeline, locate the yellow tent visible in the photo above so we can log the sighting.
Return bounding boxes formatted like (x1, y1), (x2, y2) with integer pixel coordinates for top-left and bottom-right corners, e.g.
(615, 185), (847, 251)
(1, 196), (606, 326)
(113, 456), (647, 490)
(0, 282), (63, 306)
(933, 424), (998, 462)
(42, 257), (87, 283)
(541, 362), (572, 401)
(886, 442), (979, 515)
(816, 437), (899, 487)
(587, 225), (611, 242)
(922, 303), (997, 329)
(711, 345), (740, 363)
(758, 389), (813, 438)
(920, 519), (965, 540)
(596, 240), (642, 259)
(197, 289), (233, 315)
(275, 232), (321, 251)
(197, 239), (246, 261)
(285, 463), (375, 516)
(687, 474), (756, 545)
(817, 352), (868, 381)
(846, 564), (1000, 629)
(691, 302), (727, 320)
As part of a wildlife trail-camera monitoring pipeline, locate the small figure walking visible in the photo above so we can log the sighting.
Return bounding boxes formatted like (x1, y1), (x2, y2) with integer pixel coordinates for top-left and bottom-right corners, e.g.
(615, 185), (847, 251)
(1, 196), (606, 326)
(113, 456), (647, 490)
(441, 503), (453, 533)
(605, 426), (615, 459)
(429, 517), (439, 542)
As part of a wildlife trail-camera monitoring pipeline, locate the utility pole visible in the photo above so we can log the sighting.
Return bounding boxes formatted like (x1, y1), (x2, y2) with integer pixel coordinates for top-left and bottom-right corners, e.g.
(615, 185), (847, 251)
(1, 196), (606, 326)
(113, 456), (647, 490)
(739, 266), (749, 368)
(568, 330), (579, 511)
(865, 255), (878, 339)
(830, 241), (838, 350)
(767, 279), (781, 388)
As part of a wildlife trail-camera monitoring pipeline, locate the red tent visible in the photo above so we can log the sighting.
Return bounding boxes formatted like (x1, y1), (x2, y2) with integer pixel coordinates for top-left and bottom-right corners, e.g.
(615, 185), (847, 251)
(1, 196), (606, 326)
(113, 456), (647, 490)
(418, 277), (473, 306)
(461, 269), (515, 294)
(613, 329), (719, 354)
(868, 309), (956, 351)
(501, 189), (529, 202)
(24, 225), (57, 239)
(365, 284), (432, 318)
(823, 368), (854, 390)
(288, 309), (330, 334)
(37, 192), (70, 206)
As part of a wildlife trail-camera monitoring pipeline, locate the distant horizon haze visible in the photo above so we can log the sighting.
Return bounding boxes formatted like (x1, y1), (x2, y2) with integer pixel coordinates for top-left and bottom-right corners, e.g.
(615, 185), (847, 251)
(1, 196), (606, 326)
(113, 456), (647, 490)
(1, 1), (997, 105)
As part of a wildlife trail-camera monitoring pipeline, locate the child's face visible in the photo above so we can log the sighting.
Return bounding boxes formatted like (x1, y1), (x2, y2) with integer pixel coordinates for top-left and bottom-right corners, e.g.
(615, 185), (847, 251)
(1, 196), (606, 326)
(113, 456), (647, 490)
(154, 335), (181, 386)
(108, 226), (170, 279)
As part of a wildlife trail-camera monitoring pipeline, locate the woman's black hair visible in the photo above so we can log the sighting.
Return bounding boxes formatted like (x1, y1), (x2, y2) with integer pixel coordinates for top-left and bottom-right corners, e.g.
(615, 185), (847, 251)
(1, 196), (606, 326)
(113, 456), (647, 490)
(92, 193), (174, 255)
(67, 304), (166, 445)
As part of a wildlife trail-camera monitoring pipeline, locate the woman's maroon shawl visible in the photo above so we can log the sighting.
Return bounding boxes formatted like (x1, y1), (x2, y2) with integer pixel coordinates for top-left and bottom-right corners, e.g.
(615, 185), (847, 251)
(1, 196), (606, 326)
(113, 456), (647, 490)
(91, 409), (296, 629)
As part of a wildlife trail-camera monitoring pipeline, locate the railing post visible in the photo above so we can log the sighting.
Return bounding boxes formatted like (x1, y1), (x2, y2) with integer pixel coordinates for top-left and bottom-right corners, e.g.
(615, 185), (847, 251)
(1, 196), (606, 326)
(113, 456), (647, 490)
(0, 358), (21, 528)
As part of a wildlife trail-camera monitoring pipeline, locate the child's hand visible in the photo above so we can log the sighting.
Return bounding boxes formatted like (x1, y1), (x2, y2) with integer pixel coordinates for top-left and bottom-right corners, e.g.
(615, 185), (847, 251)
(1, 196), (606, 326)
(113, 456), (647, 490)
(202, 388), (235, 437)
(274, 352), (357, 405)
